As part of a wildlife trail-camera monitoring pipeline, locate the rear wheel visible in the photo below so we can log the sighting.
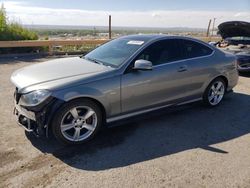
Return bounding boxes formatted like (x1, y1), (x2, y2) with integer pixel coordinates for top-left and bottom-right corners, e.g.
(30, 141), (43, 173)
(52, 99), (103, 145)
(203, 78), (226, 107)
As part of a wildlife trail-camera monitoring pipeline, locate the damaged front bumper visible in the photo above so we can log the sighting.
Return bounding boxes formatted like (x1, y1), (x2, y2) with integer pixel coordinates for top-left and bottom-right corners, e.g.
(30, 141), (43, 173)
(13, 89), (63, 137)
(13, 102), (50, 137)
(14, 103), (36, 132)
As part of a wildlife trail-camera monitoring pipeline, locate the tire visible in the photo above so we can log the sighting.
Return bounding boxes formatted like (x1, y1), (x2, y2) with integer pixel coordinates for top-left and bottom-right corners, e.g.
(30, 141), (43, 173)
(52, 99), (103, 145)
(203, 78), (226, 107)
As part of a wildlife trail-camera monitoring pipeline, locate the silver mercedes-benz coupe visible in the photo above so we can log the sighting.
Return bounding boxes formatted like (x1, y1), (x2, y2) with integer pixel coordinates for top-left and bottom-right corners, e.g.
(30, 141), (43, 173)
(11, 35), (238, 144)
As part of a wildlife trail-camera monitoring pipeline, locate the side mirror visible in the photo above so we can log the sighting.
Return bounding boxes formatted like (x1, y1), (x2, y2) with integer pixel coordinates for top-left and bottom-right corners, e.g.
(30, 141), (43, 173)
(133, 59), (153, 71)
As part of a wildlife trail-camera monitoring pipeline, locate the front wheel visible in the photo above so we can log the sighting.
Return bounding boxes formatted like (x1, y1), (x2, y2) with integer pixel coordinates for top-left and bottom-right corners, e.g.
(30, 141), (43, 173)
(203, 78), (226, 107)
(52, 99), (103, 145)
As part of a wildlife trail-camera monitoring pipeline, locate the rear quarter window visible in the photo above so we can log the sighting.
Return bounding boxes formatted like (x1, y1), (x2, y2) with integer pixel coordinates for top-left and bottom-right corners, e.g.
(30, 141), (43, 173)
(181, 39), (213, 59)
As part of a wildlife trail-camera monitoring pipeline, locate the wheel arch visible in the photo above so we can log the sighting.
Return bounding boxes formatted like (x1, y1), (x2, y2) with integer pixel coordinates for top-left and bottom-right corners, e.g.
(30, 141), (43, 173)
(62, 96), (107, 123)
(213, 75), (228, 89)
(202, 75), (228, 107)
(204, 74), (229, 93)
(49, 96), (106, 144)
(46, 96), (107, 136)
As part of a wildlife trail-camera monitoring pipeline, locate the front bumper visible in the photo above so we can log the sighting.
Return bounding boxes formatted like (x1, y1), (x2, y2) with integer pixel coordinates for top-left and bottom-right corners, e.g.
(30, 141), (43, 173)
(13, 102), (48, 137)
(13, 89), (64, 137)
(14, 103), (36, 132)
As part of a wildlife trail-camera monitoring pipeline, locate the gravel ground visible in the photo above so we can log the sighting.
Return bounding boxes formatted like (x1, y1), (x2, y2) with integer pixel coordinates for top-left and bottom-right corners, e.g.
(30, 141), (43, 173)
(0, 56), (250, 188)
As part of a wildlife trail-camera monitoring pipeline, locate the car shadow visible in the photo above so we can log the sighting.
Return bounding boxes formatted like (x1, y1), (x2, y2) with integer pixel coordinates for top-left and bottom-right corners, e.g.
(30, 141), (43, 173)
(26, 92), (250, 171)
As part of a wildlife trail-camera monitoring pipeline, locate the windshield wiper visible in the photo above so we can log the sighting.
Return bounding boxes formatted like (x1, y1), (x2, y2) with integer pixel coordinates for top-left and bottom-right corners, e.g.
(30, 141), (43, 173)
(83, 56), (114, 68)
(84, 56), (105, 65)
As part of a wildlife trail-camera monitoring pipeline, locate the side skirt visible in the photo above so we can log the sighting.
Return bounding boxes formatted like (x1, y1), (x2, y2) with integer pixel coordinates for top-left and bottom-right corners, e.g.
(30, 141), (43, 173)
(106, 98), (202, 123)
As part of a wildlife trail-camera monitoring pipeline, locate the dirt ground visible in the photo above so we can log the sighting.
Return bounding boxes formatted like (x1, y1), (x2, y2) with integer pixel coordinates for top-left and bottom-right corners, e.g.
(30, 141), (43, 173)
(0, 56), (250, 188)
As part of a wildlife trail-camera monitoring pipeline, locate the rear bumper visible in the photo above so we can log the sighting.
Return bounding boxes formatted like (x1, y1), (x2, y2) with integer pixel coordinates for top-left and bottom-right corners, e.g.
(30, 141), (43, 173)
(227, 68), (239, 91)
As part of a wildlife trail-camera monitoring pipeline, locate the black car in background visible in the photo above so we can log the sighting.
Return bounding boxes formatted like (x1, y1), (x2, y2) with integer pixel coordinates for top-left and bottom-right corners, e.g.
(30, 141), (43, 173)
(216, 21), (250, 72)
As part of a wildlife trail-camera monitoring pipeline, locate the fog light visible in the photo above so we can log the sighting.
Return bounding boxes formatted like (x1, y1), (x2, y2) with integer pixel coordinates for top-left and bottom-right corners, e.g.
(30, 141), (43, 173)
(19, 116), (28, 125)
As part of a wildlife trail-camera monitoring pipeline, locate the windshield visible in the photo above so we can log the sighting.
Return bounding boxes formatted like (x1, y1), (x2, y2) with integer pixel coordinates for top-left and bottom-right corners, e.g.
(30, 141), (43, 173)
(84, 38), (145, 68)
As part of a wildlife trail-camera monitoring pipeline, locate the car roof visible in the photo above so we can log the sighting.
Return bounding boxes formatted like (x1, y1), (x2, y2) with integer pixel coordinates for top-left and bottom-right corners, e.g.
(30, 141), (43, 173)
(120, 34), (172, 42)
(119, 34), (213, 48)
(119, 34), (207, 43)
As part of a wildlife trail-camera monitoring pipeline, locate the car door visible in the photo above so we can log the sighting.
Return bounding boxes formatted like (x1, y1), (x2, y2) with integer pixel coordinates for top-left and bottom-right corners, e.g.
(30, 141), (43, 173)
(178, 39), (215, 97)
(121, 39), (195, 113)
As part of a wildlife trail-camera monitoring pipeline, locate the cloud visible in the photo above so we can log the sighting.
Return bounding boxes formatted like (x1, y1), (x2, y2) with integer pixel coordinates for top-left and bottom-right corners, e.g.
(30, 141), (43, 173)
(234, 12), (250, 18)
(3, 1), (250, 28)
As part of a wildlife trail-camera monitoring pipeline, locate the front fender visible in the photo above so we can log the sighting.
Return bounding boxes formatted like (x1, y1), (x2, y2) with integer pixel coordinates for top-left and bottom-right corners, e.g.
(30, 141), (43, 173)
(52, 75), (121, 118)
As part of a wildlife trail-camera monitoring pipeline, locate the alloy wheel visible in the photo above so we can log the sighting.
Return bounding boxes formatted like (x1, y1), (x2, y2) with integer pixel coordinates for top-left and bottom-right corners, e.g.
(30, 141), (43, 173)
(60, 106), (97, 142)
(208, 81), (225, 106)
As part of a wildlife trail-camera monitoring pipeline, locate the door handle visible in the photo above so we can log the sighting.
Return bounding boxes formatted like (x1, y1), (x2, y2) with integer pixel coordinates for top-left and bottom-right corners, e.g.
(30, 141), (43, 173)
(177, 65), (187, 72)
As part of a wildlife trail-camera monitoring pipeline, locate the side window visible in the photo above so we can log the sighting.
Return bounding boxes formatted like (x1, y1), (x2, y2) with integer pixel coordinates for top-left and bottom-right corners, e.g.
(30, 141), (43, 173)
(135, 39), (184, 66)
(181, 39), (213, 59)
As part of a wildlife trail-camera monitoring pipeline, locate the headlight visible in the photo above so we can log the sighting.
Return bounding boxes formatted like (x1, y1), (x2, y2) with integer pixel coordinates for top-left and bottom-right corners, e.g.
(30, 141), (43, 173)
(19, 90), (51, 107)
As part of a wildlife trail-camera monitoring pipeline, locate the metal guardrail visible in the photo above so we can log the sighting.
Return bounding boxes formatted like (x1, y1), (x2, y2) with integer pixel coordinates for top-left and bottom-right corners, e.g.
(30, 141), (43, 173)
(0, 39), (109, 55)
(197, 37), (221, 42)
(0, 37), (220, 55)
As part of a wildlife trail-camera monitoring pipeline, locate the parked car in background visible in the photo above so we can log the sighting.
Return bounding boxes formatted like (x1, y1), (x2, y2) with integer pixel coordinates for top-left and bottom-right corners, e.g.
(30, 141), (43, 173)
(11, 35), (238, 145)
(216, 21), (250, 72)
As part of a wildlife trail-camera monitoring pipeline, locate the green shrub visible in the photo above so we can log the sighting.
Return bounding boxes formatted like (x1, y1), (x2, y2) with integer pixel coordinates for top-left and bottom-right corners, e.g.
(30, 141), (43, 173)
(0, 4), (38, 41)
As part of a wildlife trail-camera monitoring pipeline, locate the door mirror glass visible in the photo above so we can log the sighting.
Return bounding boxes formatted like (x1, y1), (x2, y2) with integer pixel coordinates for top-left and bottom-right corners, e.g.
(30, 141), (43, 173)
(133, 59), (152, 71)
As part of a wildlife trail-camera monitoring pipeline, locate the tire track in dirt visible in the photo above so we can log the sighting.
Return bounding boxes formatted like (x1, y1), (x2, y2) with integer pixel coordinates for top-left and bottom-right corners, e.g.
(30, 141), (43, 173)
(22, 164), (66, 188)
(0, 153), (64, 188)
(0, 150), (23, 168)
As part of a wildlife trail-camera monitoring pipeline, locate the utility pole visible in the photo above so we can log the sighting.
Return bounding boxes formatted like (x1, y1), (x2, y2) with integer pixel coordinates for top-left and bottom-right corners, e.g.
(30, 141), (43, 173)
(109, 15), (111, 39)
(206, 19), (212, 37)
(212, 18), (216, 36)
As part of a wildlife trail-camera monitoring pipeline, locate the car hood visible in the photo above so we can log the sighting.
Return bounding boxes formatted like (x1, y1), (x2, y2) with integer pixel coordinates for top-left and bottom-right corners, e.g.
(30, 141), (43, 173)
(11, 57), (112, 92)
(218, 21), (250, 39)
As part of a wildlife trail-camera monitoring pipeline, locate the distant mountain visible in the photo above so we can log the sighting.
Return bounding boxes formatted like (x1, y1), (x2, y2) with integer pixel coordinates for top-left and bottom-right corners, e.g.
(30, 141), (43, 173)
(24, 24), (206, 32)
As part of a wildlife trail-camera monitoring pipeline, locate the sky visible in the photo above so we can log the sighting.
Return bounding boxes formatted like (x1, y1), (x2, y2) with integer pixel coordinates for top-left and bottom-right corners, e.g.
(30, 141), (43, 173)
(1, 0), (250, 28)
